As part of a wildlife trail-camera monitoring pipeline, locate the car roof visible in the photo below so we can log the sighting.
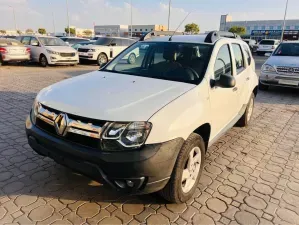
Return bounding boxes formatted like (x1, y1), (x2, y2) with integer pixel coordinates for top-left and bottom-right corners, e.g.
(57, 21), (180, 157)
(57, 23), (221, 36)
(143, 34), (245, 45)
(62, 37), (88, 39)
(281, 40), (299, 43)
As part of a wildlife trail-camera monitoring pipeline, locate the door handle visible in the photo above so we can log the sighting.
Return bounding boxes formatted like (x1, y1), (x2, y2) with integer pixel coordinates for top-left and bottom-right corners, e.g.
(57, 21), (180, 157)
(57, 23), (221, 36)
(246, 77), (250, 81)
(233, 87), (238, 92)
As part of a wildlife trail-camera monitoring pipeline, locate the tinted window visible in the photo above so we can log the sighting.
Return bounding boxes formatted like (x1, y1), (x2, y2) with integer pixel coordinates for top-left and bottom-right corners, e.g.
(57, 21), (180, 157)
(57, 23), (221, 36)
(243, 44), (251, 65)
(94, 37), (112, 46)
(104, 42), (213, 85)
(273, 43), (299, 56)
(112, 38), (123, 46)
(260, 40), (275, 45)
(15, 36), (22, 42)
(39, 37), (67, 46)
(232, 44), (245, 73)
(30, 37), (39, 45)
(214, 45), (232, 80)
(21, 36), (31, 45)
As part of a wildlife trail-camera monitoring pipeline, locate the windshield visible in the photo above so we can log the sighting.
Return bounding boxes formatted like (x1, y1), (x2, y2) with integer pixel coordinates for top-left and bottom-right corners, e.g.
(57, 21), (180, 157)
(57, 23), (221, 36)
(94, 37), (112, 46)
(103, 42), (213, 85)
(273, 43), (299, 56)
(260, 40), (275, 45)
(39, 37), (67, 46)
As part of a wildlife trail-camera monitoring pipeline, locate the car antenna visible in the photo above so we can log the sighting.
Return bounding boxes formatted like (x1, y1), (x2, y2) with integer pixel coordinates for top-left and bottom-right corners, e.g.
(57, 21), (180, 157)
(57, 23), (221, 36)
(169, 12), (191, 41)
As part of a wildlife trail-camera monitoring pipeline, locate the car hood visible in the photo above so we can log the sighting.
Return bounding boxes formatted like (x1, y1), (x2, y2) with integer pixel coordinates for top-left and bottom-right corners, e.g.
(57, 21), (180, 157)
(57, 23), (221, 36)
(45, 46), (76, 53)
(37, 71), (195, 122)
(266, 56), (299, 67)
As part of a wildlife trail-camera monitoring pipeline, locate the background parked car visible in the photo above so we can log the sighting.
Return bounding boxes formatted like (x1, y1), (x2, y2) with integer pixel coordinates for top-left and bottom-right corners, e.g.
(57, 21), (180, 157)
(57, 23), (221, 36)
(71, 41), (94, 50)
(257, 39), (280, 56)
(0, 38), (30, 66)
(244, 39), (257, 52)
(260, 41), (299, 90)
(17, 35), (79, 67)
(78, 37), (137, 66)
(60, 37), (89, 46)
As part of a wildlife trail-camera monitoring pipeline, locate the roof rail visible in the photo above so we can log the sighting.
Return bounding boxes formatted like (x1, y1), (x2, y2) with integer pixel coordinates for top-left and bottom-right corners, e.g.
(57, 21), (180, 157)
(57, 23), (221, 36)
(139, 31), (184, 41)
(204, 31), (241, 43)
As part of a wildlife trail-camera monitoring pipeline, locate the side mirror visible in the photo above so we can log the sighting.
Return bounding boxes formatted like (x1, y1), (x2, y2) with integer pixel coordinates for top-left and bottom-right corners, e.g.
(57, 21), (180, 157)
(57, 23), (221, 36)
(31, 42), (39, 46)
(211, 74), (236, 88)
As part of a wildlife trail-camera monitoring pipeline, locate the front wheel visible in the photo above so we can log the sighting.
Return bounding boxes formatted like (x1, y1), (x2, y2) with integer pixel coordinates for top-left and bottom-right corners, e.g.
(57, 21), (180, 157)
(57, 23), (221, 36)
(97, 53), (108, 66)
(237, 93), (255, 127)
(39, 55), (48, 67)
(159, 133), (205, 203)
(127, 53), (136, 64)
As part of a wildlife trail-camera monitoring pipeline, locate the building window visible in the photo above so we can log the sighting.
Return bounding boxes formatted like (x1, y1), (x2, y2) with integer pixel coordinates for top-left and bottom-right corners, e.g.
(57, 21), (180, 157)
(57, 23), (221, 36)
(269, 26), (274, 30)
(295, 26), (299, 30)
(277, 26), (282, 30)
(254, 26), (258, 30)
(140, 29), (142, 31)
(261, 26), (265, 30)
(286, 26), (290, 30)
(129, 29), (131, 31)
(135, 29), (137, 31)
(145, 29), (148, 31)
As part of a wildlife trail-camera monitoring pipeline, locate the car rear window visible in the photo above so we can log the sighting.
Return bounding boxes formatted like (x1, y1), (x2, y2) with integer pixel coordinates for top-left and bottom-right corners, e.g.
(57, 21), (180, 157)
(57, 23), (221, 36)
(0, 38), (23, 46)
(260, 40), (275, 45)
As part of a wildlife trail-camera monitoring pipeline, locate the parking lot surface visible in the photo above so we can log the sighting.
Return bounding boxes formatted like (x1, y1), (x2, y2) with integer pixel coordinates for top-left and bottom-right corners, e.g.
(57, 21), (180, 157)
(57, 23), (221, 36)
(1, 58), (299, 225)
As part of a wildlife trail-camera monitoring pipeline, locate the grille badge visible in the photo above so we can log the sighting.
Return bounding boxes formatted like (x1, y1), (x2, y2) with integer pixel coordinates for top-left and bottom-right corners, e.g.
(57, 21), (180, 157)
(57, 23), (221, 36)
(54, 113), (68, 136)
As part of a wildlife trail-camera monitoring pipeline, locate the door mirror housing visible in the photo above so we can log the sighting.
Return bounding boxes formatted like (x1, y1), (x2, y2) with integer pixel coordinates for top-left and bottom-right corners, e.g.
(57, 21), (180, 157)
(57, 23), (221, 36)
(211, 74), (236, 88)
(31, 42), (39, 46)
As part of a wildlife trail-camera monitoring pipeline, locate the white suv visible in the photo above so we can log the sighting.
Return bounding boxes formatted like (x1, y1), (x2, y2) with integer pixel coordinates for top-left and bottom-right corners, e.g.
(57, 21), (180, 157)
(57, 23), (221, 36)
(257, 39), (280, 56)
(26, 31), (258, 203)
(17, 35), (79, 67)
(78, 37), (137, 66)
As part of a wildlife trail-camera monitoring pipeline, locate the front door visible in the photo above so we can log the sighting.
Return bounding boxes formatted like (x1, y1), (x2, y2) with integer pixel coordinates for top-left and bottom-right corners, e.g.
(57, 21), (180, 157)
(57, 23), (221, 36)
(29, 37), (40, 62)
(209, 44), (239, 140)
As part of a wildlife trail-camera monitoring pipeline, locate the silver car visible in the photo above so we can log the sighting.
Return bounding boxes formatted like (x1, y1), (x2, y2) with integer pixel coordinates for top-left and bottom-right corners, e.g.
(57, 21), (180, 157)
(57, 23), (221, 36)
(259, 41), (299, 90)
(0, 38), (30, 66)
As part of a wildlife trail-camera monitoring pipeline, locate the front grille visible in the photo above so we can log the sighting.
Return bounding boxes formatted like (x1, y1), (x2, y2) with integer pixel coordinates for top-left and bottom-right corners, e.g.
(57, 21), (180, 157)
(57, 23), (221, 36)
(78, 48), (89, 53)
(276, 66), (299, 75)
(60, 53), (76, 57)
(36, 104), (107, 149)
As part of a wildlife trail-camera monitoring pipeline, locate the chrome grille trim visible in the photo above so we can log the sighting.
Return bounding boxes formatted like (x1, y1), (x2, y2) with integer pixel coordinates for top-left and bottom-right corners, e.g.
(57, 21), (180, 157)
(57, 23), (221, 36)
(37, 104), (103, 139)
(276, 66), (299, 75)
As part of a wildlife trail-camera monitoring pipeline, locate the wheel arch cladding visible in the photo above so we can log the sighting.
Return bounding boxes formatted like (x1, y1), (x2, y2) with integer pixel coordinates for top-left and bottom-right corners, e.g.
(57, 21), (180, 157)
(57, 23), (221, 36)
(193, 123), (211, 151)
(253, 86), (258, 97)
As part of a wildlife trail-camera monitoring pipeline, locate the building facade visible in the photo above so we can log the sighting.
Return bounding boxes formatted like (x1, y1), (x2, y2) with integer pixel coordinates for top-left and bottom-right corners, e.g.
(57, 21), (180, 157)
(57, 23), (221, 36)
(220, 14), (299, 40)
(94, 25), (167, 37)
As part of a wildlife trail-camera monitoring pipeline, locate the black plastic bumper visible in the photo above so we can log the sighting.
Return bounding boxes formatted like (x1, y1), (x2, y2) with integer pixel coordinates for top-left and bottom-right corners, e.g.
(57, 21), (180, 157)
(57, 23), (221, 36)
(25, 116), (184, 194)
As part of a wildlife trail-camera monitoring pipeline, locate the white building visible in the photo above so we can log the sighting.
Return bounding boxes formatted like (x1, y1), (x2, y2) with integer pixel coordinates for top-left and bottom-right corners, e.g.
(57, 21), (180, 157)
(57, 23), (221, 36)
(220, 14), (299, 40)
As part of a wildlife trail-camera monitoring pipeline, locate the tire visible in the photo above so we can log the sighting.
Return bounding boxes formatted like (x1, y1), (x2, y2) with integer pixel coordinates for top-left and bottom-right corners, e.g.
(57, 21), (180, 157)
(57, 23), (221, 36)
(127, 53), (136, 64)
(39, 55), (48, 67)
(259, 81), (269, 91)
(97, 53), (108, 66)
(159, 133), (205, 203)
(237, 93), (255, 127)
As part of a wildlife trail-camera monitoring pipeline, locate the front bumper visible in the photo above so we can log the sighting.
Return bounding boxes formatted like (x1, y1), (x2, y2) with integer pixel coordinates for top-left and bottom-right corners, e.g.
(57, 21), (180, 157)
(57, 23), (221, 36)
(48, 55), (79, 65)
(260, 71), (299, 88)
(2, 54), (30, 62)
(25, 116), (184, 194)
(79, 53), (97, 61)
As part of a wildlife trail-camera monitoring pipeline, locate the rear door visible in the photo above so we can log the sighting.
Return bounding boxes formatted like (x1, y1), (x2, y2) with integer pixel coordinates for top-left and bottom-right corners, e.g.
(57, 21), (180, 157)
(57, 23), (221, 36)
(231, 43), (250, 114)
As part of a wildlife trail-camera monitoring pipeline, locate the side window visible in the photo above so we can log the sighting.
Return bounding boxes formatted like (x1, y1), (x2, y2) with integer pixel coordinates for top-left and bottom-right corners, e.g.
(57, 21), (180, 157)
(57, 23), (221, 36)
(15, 36), (22, 42)
(111, 38), (122, 46)
(243, 44), (251, 66)
(232, 44), (245, 74)
(214, 45), (232, 80)
(21, 36), (31, 45)
(30, 37), (39, 46)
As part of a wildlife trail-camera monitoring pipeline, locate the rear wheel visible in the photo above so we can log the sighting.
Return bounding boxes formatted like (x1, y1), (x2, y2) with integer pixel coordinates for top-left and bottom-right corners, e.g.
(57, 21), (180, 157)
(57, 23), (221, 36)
(159, 134), (205, 203)
(97, 53), (108, 66)
(237, 93), (255, 127)
(259, 81), (269, 91)
(39, 55), (48, 67)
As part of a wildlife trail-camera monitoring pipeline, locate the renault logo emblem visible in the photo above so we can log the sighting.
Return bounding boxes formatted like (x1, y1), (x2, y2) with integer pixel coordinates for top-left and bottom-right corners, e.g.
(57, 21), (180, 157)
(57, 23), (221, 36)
(54, 113), (68, 136)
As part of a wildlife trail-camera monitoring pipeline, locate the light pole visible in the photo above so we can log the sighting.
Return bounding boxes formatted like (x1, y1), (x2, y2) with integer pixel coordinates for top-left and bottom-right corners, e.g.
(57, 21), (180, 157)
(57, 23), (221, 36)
(52, 12), (56, 34)
(66, 0), (70, 36)
(281, 0), (289, 42)
(130, 0), (133, 37)
(8, 6), (17, 32)
(168, 0), (172, 31)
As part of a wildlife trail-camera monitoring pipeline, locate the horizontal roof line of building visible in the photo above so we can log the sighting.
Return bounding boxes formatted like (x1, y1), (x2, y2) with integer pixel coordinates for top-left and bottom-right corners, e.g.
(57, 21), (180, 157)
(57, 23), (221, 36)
(228, 19), (299, 23)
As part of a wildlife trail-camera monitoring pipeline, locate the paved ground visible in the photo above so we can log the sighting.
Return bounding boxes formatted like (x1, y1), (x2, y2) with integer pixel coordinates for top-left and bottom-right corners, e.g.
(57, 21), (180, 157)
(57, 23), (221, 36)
(0, 58), (299, 225)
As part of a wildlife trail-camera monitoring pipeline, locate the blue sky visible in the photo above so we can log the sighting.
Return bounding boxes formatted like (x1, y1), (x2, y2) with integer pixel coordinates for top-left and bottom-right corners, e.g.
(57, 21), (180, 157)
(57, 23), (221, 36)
(0, 0), (298, 33)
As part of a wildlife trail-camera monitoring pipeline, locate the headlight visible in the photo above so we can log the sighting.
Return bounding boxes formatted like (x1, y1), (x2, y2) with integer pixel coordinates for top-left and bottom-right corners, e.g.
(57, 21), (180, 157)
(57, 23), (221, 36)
(46, 49), (59, 55)
(30, 100), (40, 125)
(262, 64), (276, 73)
(102, 122), (152, 151)
(88, 49), (96, 52)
